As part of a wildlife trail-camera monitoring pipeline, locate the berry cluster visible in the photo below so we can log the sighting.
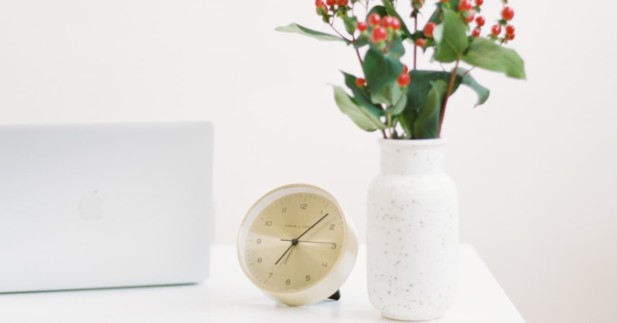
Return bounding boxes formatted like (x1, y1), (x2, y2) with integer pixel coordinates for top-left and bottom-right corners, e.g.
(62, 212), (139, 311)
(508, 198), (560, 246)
(457, 0), (516, 43)
(315, 0), (349, 19)
(488, 6), (515, 41)
(357, 13), (402, 44)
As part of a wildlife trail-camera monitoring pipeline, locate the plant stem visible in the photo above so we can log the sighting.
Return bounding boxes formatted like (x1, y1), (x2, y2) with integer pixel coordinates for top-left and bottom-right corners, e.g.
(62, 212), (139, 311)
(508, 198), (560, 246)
(438, 60), (460, 138)
(412, 11), (418, 70)
(351, 34), (364, 67)
(328, 22), (351, 43)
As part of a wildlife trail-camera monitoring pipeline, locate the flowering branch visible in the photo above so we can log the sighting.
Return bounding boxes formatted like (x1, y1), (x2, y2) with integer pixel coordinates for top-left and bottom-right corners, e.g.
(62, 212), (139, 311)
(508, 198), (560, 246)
(277, 0), (525, 140)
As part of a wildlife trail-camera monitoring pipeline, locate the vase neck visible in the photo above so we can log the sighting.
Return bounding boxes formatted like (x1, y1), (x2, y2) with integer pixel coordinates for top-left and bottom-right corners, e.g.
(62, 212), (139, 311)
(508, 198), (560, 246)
(379, 139), (445, 176)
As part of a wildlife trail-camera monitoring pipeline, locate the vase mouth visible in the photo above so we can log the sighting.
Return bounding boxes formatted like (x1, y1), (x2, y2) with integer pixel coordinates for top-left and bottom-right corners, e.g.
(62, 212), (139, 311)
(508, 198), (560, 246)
(378, 138), (445, 148)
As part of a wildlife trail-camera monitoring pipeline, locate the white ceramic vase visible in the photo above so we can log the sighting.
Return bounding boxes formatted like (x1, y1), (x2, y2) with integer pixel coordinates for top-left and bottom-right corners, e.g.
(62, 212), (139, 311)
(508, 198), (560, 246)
(367, 139), (459, 321)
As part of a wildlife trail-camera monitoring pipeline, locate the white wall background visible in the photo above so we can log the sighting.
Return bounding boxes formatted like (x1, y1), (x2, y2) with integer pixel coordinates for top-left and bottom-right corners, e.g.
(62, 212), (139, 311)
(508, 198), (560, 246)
(1, 0), (616, 322)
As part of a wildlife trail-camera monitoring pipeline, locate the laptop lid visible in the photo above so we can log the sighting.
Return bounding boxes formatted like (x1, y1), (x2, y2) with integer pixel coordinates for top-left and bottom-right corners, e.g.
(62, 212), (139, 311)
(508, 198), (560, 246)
(0, 121), (213, 293)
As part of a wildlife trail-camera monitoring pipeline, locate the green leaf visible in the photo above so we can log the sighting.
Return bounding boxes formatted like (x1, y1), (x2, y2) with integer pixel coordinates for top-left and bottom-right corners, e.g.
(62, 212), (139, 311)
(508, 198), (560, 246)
(398, 69), (491, 138)
(343, 16), (357, 35)
(405, 69), (489, 109)
(398, 106), (418, 139)
(354, 34), (369, 48)
(333, 86), (385, 131)
(406, 71), (453, 110)
(363, 48), (404, 101)
(385, 88), (407, 116)
(388, 35), (406, 59)
(459, 69), (490, 107)
(372, 81), (402, 106)
(463, 38), (526, 79)
(448, 0), (462, 11)
(427, 5), (442, 24)
(433, 9), (469, 63)
(342, 72), (384, 117)
(383, 0), (412, 39)
(276, 23), (346, 43)
(414, 80), (448, 139)
(399, 71), (450, 138)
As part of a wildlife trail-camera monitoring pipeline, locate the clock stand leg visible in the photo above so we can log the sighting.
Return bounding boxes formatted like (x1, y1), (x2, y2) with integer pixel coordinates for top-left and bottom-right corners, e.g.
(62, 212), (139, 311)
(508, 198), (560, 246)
(328, 290), (341, 301)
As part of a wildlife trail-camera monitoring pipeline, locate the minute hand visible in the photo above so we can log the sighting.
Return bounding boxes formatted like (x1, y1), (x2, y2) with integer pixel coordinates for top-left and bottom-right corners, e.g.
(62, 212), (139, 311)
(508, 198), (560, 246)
(296, 213), (329, 240)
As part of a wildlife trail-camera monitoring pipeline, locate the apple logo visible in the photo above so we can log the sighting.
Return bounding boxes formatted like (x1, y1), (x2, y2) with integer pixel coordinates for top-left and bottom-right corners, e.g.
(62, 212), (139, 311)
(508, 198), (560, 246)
(78, 190), (104, 221)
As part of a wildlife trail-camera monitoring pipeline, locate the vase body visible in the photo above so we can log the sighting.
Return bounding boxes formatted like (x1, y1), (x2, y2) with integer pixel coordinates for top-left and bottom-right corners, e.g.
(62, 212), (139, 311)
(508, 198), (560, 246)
(367, 139), (458, 321)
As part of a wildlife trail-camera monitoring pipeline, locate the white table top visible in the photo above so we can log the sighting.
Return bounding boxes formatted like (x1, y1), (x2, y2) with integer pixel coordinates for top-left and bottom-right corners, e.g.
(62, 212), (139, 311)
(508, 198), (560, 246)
(0, 244), (524, 323)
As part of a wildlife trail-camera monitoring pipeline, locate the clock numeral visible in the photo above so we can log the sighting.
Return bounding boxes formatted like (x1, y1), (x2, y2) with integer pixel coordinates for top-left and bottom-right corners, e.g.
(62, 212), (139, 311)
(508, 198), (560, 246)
(331, 243), (337, 250)
(257, 257), (263, 264)
(329, 224), (336, 230)
(305, 275), (311, 282)
(265, 221), (272, 226)
(285, 279), (291, 286)
(282, 207), (287, 213)
(268, 272), (273, 278)
(300, 203), (308, 210)
(256, 238), (262, 244)
(322, 261), (328, 268)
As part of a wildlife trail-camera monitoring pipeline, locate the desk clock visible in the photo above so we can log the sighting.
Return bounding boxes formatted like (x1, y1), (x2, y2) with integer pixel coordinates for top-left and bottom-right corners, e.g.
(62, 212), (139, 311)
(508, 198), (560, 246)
(237, 184), (358, 306)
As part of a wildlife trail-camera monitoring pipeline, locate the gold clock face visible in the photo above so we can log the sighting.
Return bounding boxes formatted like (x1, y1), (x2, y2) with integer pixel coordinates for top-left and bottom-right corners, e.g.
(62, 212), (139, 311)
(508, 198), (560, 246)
(241, 189), (346, 293)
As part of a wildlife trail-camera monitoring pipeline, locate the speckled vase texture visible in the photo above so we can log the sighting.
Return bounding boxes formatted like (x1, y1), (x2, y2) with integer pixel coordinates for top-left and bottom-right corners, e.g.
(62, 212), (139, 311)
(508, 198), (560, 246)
(367, 139), (459, 321)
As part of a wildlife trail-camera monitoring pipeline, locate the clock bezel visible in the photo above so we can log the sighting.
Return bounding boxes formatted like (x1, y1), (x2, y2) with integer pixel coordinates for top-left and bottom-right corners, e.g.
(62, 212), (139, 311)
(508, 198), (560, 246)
(237, 184), (358, 306)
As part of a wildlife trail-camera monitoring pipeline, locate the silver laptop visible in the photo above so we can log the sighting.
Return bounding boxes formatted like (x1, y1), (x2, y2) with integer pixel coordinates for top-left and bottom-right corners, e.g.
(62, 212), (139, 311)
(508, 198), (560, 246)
(0, 121), (213, 293)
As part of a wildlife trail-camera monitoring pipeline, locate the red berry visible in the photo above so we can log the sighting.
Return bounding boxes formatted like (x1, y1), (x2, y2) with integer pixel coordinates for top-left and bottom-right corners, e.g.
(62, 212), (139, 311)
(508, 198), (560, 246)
(502, 6), (515, 21)
(402, 64), (409, 74)
(424, 22), (436, 38)
(397, 73), (411, 87)
(369, 13), (381, 26)
(315, 0), (324, 6)
(380, 16), (400, 30)
(357, 21), (368, 32)
(391, 17), (401, 30)
(336, 0), (349, 6)
(491, 24), (502, 36)
(464, 10), (475, 23)
(415, 38), (426, 47)
(381, 16), (395, 28)
(472, 28), (481, 38)
(326, 0), (336, 5)
(371, 26), (388, 42)
(506, 33), (515, 41)
(475, 16), (485, 27)
(458, 0), (473, 11)
(355, 78), (366, 87)
(475, 0), (483, 6)
(506, 25), (515, 35)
